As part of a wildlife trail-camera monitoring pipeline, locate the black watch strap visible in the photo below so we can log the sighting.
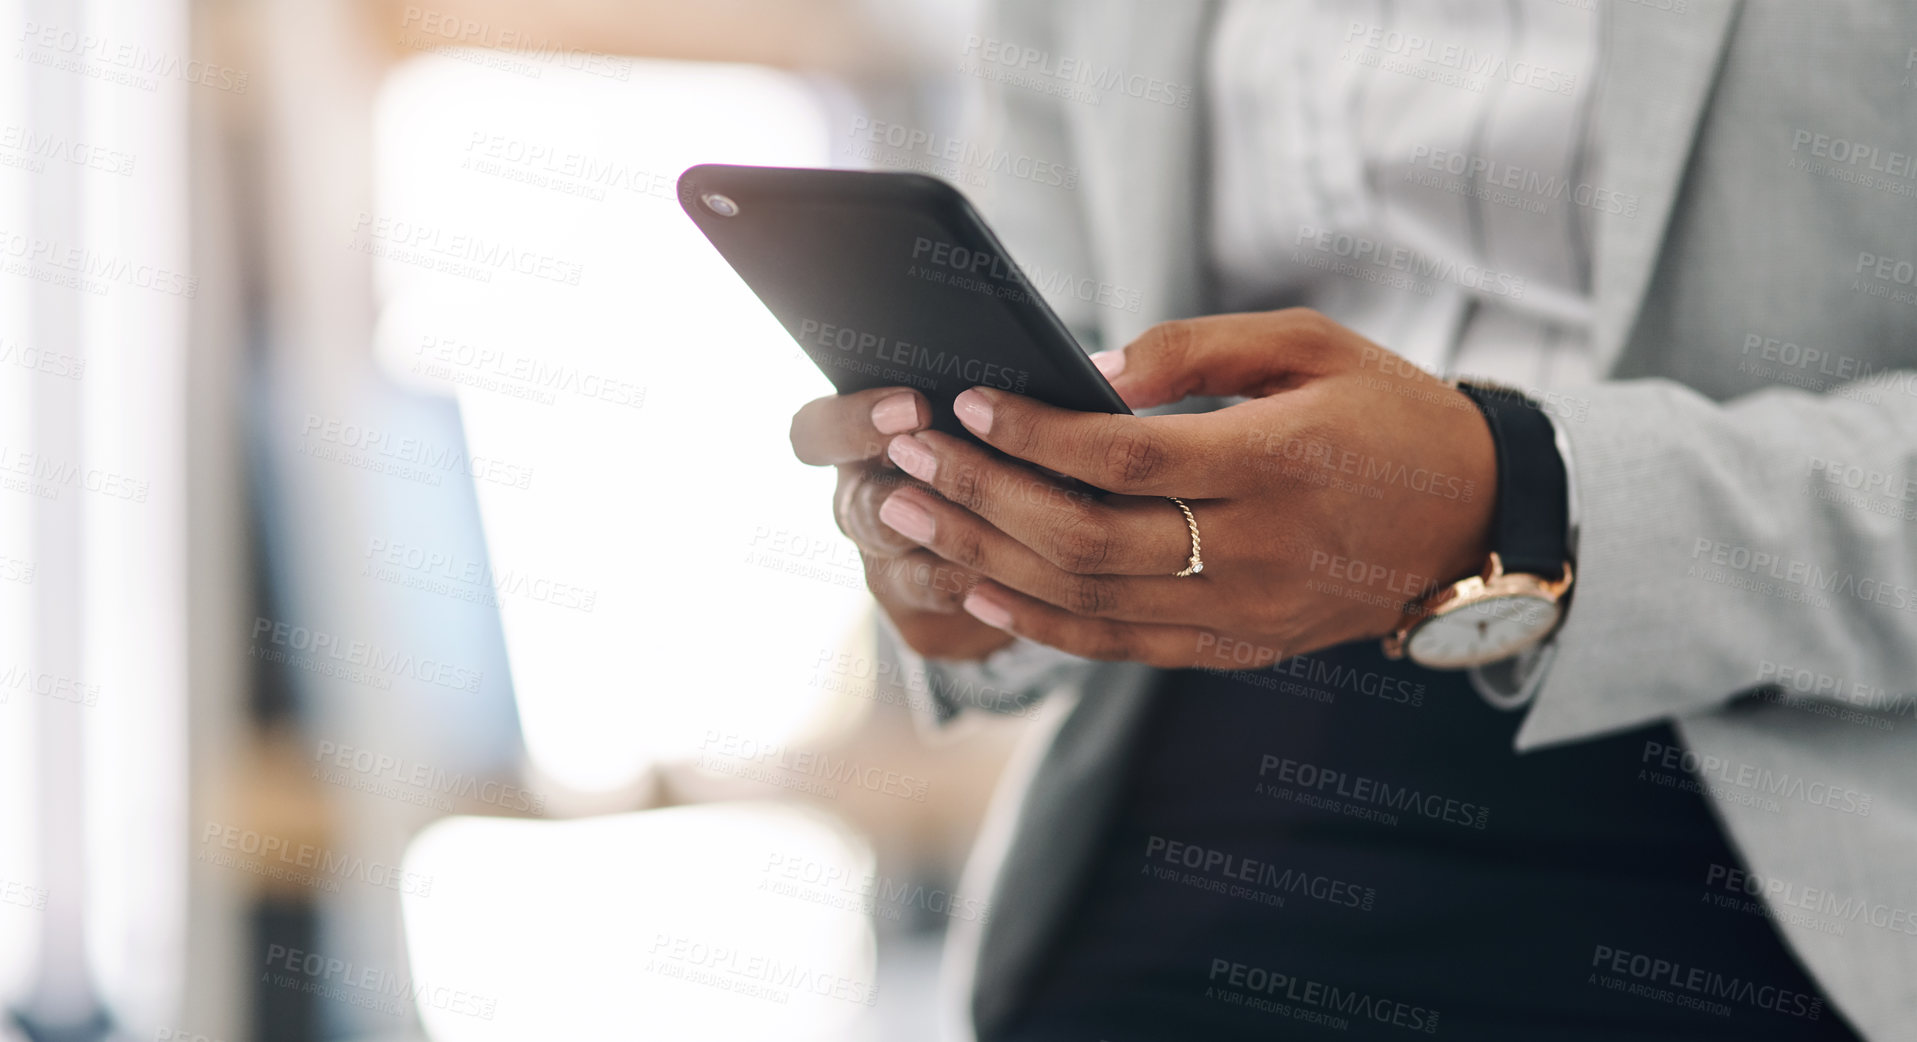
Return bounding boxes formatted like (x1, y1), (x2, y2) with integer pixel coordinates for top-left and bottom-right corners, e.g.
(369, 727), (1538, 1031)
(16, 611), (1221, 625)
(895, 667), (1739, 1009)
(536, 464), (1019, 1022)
(1455, 382), (1569, 582)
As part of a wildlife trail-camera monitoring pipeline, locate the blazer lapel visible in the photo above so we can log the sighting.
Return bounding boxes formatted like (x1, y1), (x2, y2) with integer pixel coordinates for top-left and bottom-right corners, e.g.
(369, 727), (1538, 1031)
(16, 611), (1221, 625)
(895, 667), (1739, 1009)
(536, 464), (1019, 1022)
(968, 669), (1164, 1038)
(1589, 0), (1741, 375)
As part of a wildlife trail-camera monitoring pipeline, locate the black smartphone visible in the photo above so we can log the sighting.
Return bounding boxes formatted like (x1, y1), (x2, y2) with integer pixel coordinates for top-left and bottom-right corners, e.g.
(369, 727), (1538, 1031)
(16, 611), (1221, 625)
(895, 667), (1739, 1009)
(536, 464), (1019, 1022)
(676, 164), (1130, 441)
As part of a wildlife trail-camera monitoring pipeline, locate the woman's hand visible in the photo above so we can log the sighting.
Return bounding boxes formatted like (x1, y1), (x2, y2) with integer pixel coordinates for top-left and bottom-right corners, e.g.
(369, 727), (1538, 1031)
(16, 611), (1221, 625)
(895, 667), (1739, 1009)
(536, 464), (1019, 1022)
(872, 309), (1499, 669)
(789, 386), (1015, 661)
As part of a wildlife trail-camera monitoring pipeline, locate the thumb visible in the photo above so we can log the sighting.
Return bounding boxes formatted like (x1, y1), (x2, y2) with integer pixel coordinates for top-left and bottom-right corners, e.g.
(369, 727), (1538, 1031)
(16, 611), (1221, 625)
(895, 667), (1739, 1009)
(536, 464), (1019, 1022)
(1091, 309), (1352, 409)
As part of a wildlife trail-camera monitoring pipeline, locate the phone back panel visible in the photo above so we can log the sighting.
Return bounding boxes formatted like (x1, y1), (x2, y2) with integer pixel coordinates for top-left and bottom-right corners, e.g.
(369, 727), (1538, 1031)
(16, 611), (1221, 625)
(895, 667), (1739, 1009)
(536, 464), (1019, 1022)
(677, 164), (1130, 440)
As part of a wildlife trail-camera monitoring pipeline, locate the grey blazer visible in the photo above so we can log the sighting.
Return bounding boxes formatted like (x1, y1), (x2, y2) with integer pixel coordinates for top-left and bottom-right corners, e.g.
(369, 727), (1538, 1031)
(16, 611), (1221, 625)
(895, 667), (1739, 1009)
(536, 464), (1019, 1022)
(899, 2), (1917, 1038)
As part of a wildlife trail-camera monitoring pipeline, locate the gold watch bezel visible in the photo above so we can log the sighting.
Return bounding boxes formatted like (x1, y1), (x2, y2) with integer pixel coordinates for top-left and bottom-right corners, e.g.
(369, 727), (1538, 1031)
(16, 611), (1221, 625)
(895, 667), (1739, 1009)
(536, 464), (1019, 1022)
(1380, 552), (1574, 662)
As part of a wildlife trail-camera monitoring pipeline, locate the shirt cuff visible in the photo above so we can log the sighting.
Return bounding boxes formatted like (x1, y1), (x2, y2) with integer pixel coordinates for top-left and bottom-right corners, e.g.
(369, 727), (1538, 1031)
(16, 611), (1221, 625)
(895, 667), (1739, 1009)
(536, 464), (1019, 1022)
(875, 610), (1092, 728)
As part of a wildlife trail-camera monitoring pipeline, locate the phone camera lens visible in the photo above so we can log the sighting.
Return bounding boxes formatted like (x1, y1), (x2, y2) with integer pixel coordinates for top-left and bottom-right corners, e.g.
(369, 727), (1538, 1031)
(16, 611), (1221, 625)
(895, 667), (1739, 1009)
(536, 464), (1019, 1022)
(700, 193), (739, 217)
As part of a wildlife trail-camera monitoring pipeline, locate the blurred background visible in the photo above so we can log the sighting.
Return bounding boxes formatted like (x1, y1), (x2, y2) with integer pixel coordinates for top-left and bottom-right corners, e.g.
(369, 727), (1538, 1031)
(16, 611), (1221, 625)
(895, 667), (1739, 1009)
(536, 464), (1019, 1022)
(0, 0), (1050, 1038)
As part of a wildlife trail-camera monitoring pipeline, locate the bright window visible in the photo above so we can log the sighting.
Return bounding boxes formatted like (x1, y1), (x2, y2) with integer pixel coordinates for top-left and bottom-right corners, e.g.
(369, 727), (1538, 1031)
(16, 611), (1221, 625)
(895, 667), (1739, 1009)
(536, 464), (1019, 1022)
(372, 55), (872, 793)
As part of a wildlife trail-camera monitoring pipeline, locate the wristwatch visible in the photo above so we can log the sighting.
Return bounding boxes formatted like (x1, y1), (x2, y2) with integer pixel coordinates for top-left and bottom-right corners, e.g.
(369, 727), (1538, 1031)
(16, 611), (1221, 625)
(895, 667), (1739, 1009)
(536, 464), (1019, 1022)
(1382, 381), (1575, 669)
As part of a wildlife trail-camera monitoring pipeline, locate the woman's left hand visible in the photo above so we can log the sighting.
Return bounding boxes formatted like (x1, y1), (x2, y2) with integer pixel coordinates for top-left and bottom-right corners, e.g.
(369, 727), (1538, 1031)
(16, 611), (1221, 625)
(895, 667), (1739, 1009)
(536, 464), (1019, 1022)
(873, 308), (1500, 669)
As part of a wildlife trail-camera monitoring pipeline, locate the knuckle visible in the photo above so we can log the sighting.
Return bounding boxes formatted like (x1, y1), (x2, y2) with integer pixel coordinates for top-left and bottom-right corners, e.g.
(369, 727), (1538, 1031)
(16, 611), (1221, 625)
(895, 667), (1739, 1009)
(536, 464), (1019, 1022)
(996, 406), (1042, 459)
(1052, 510), (1113, 573)
(1142, 320), (1195, 369)
(1101, 422), (1168, 487)
(1281, 307), (1335, 347)
(1260, 606), (1306, 651)
(945, 457), (988, 512)
(947, 525), (987, 571)
(925, 576), (968, 612)
(871, 554), (947, 607)
(1062, 575), (1119, 617)
(865, 557), (908, 603)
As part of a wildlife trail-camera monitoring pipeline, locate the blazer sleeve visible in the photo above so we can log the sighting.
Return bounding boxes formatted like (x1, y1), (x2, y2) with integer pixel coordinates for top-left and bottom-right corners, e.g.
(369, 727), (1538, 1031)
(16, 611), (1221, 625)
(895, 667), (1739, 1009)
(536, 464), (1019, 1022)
(1513, 373), (1917, 751)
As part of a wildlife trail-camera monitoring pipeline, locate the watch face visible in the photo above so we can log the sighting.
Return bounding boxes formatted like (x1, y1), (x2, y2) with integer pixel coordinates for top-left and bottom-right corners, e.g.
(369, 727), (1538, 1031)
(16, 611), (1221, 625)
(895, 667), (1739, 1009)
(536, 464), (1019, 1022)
(1406, 594), (1562, 669)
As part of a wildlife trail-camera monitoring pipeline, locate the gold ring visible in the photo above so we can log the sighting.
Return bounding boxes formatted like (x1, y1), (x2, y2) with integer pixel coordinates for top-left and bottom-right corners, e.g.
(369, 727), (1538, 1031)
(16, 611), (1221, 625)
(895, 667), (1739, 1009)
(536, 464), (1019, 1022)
(1167, 496), (1203, 577)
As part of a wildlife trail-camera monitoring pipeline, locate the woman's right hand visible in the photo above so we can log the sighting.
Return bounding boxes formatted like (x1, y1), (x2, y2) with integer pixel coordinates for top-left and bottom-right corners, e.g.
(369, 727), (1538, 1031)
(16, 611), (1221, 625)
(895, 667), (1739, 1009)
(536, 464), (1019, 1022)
(789, 387), (1016, 661)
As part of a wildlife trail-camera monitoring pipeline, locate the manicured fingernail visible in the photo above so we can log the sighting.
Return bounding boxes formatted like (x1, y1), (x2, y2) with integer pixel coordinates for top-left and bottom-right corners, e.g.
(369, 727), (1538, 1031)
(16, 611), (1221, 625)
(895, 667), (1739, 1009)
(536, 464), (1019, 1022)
(962, 591), (1013, 630)
(878, 493), (936, 543)
(954, 389), (994, 434)
(871, 393), (920, 434)
(1091, 350), (1126, 378)
(887, 435), (937, 482)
